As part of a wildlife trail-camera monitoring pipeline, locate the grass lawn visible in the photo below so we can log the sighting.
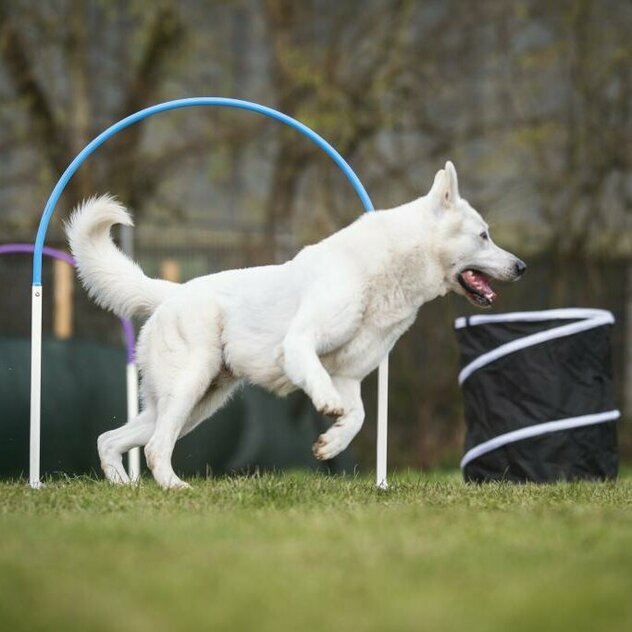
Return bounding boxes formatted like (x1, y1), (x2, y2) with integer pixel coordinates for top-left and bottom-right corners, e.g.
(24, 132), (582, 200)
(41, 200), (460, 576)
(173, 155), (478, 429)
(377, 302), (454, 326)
(0, 471), (631, 632)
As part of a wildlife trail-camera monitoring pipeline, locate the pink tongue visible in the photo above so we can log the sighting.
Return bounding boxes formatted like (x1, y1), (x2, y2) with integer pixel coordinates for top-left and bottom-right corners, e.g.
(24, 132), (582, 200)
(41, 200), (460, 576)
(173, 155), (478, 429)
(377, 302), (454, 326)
(463, 270), (496, 300)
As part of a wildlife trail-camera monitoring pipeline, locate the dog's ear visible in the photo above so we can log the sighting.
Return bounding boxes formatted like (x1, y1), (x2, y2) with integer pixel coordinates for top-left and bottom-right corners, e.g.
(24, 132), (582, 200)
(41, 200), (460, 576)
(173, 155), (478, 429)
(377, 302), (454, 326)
(444, 161), (460, 204)
(429, 168), (446, 197)
(429, 161), (460, 210)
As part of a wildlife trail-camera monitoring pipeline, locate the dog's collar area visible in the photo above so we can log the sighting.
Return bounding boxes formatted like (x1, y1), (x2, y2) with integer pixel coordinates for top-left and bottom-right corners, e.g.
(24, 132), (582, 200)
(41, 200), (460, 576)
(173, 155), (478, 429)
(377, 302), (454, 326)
(458, 269), (496, 307)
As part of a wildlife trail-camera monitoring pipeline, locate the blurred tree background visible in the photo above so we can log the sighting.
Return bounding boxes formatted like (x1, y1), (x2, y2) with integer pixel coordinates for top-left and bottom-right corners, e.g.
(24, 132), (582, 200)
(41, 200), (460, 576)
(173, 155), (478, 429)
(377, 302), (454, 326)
(0, 0), (630, 469)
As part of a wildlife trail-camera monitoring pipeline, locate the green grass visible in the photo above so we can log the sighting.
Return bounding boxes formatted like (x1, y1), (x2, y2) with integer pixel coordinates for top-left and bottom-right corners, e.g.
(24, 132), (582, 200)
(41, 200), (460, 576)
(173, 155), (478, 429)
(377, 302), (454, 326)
(1, 472), (631, 632)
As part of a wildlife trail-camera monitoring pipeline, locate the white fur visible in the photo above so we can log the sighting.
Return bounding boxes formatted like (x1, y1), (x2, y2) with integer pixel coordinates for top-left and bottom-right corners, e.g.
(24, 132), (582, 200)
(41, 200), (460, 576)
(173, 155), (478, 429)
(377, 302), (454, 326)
(67, 161), (523, 489)
(66, 195), (177, 318)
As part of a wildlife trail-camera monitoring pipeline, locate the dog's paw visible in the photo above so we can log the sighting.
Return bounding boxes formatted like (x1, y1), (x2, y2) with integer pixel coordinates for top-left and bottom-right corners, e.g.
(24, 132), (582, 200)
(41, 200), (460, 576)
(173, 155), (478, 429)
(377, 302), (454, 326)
(101, 464), (132, 485)
(170, 480), (192, 491)
(318, 404), (345, 419)
(314, 393), (345, 419)
(312, 430), (347, 461)
(100, 457), (131, 485)
(160, 477), (192, 491)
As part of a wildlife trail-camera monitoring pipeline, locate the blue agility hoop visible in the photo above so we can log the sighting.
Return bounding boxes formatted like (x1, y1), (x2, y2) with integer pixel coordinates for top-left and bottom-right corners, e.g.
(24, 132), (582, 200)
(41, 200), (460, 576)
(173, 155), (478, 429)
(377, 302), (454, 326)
(29, 97), (389, 489)
(33, 97), (374, 284)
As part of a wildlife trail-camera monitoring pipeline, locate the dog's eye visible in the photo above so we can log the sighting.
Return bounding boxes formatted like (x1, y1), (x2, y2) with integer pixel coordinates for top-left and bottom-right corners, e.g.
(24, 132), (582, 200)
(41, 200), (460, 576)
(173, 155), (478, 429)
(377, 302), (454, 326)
(480, 231), (489, 240)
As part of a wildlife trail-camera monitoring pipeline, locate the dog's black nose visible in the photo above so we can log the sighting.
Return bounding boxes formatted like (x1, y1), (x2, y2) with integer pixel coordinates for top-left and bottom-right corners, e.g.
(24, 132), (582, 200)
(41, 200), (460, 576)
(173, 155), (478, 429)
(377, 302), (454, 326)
(514, 259), (527, 277)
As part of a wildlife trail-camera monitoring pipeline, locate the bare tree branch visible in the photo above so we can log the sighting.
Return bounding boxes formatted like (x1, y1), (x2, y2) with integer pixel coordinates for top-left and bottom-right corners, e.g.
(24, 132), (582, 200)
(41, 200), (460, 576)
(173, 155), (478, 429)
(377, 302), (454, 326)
(103, 4), (185, 210)
(0, 3), (74, 197)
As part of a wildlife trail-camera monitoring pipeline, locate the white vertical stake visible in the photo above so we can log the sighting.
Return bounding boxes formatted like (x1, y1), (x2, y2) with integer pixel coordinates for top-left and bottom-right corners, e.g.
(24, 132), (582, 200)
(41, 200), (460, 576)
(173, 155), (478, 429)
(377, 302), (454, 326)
(120, 222), (141, 481)
(29, 285), (43, 489)
(376, 355), (389, 489)
(126, 362), (141, 481)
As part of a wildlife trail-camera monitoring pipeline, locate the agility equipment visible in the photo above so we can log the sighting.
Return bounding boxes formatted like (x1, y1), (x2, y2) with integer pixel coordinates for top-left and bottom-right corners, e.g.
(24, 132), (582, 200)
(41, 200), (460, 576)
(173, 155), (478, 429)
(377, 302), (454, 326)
(455, 308), (619, 482)
(29, 97), (389, 489)
(1, 244), (141, 480)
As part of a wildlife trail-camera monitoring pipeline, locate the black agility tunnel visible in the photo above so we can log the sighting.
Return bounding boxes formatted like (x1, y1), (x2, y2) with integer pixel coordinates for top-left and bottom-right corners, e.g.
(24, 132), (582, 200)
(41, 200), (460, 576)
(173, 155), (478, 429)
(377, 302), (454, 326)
(455, 309), (619, 483)
(0, 337), (353, 478)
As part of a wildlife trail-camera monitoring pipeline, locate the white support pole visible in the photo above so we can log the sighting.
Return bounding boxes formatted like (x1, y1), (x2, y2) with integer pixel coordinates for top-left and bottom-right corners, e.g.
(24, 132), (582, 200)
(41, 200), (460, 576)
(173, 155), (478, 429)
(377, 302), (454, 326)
(376, 355), (389, 489)
(29, 286), (43, 488)
(120, 222), (141, 482)
(126, 362), (141, 481)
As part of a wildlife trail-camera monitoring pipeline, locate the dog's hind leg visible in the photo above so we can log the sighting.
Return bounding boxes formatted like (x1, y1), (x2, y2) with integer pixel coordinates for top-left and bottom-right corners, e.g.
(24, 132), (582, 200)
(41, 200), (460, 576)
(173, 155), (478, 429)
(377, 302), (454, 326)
(313, 377), (364, 461)
(96, 368), (236, 488)
(144, 351), (221, 490)
(97, 408), (156, 484)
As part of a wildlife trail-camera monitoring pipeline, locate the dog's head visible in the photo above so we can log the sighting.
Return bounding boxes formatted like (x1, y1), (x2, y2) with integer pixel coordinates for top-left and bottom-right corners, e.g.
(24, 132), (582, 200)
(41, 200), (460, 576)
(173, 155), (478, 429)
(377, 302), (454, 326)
(428, 161), (526, 308)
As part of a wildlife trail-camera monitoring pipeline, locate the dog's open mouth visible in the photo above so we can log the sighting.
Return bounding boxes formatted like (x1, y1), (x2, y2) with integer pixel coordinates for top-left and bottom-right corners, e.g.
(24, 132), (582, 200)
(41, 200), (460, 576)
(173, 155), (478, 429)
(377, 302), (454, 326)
(457, 269), (497, 308)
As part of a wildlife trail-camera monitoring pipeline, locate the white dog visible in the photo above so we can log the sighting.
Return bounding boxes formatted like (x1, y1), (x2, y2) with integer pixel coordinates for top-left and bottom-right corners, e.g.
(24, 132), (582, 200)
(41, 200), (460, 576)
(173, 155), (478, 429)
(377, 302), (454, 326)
(67, 161), (525, 489)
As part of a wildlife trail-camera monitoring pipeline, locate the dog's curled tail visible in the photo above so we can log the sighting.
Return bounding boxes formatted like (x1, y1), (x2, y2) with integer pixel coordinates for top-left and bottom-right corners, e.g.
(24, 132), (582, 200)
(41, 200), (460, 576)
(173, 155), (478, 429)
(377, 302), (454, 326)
(66, 195), (178, 318)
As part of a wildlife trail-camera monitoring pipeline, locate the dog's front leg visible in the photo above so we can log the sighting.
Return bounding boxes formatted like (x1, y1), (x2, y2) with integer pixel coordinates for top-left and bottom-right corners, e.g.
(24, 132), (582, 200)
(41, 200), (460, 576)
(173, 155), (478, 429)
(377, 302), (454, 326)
(282, 330), (344, 417)
(313, 377), (364, 461)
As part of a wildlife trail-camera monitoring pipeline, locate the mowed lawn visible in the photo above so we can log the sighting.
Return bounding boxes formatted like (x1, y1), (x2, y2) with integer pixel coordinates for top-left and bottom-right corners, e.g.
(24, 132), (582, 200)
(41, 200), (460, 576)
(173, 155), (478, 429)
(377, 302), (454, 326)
(0, 472), (631, 632)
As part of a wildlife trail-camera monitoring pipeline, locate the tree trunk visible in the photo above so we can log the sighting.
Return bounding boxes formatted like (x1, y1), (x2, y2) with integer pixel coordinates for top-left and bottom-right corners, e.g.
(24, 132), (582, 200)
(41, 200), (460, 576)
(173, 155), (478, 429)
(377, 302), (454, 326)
(68, 0), (92, 201)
